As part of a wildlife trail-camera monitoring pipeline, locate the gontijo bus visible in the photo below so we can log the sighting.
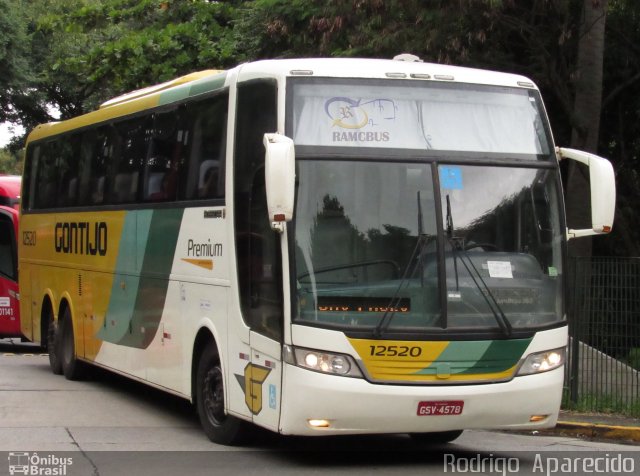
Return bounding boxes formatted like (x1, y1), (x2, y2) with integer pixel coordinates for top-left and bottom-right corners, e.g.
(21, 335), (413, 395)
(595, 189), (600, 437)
(0, 175), (21, 338)
(19, 57), (616, 444)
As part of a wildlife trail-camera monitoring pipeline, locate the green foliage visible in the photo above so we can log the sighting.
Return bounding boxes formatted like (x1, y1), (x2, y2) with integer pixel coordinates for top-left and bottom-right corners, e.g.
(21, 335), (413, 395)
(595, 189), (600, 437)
(563, 390), (640, 418)
(0, 148), (23, 175)
(29, 0), (239, 116)
(234, 0), (500, 62)
(0, 0), (36, 124)
(627, 348), (640, 370)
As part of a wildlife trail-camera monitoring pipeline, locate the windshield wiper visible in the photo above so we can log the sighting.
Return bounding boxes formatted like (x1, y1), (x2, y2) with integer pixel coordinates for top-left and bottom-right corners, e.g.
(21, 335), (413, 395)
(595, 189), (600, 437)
(446, 194), (513, 337)
(373, 232), (433, 338)
(374, 191), (433, 338)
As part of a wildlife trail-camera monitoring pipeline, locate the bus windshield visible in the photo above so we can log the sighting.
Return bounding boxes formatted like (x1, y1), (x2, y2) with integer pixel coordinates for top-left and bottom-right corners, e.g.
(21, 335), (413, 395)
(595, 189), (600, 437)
(293, 160), (563, 335)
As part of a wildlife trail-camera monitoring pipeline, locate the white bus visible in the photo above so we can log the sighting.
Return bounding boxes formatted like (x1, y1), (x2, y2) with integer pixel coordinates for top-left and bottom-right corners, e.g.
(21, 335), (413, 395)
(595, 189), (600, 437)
(20, 57), (615, 444)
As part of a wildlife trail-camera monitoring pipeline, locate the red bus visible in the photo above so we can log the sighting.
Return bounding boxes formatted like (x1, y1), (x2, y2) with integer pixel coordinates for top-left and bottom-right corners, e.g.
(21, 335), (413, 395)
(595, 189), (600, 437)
(0, 175), (21, 338)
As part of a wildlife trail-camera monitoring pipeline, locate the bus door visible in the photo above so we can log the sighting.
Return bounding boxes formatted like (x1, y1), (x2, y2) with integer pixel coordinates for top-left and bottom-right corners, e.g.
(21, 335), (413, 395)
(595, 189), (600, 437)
(233, 78), (283, 431)
(0, 206), (20, 337)
(238, 229), (283, 432)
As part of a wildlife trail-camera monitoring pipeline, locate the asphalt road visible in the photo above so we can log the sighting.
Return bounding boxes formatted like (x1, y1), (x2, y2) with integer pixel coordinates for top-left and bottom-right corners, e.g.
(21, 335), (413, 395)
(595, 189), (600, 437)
(0, 339), (638, 476)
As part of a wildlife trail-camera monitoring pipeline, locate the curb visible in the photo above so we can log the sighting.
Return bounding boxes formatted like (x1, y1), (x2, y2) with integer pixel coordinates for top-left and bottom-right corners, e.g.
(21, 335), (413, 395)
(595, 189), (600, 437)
(555, 420), (640, 443)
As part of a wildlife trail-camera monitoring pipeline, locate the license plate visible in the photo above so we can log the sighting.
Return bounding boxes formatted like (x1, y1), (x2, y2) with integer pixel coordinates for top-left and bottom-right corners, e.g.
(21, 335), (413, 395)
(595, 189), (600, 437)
(417, 400), (464, 416)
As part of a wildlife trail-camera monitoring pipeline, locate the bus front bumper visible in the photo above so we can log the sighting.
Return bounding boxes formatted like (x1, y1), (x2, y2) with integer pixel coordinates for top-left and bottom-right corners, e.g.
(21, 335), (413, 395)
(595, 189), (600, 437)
(278, 363), (563, 436)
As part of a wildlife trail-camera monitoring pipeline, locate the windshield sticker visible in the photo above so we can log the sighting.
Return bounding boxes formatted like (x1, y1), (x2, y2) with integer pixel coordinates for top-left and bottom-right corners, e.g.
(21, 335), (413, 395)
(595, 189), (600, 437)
(440, 166), (463, 190)
(487, 261), (513, 279)
(447, 291), (462, 302)
(325, 97), (395, 143)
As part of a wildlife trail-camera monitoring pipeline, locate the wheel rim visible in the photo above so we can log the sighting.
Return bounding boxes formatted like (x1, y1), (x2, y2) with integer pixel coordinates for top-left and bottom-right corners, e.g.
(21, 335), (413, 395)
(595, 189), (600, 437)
(202, 365), (226, 426)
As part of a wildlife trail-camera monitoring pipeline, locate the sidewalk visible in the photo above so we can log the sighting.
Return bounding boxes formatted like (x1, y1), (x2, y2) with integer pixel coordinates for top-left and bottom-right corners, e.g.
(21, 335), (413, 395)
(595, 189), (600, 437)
(550, 410), (640, 444)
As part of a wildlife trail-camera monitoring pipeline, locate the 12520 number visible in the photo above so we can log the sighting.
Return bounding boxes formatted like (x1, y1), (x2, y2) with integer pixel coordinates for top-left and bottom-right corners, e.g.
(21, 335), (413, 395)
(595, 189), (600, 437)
(369, 345), (422, 357)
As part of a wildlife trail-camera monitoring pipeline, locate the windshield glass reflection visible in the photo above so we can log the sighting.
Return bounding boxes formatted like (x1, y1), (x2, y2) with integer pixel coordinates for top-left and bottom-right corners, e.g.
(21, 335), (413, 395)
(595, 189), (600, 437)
(293, 161), (563, 334)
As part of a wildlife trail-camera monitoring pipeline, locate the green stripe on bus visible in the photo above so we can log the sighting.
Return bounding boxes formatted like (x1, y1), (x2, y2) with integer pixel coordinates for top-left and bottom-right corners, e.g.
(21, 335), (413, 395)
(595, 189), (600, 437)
(412, 338), (531, 376)
(99, 212), (141, 343)
(458, 338), (532, 375)
(158, 72), (227, 106)
(188, 72), (228, 97)
(158, 84), (191, 106)
(100, 208), (184, 349)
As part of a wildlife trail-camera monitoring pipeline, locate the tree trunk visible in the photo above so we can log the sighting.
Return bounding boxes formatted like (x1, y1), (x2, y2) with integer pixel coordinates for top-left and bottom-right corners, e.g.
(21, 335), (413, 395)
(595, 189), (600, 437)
(566, 0), (608, 258)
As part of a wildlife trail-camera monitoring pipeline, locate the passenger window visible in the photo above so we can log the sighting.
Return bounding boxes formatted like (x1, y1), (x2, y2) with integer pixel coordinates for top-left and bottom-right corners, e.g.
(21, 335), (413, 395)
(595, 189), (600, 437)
(55, 135), (81, 208)
(85, 127), (117, 206)
(76, 131), (96, 206)
(144, 108), (187, 202)
(22, 145), (38, 211)
(110, 117), (150, 204)
(33, 142), (59, 210)
(184, 94), (228, 200)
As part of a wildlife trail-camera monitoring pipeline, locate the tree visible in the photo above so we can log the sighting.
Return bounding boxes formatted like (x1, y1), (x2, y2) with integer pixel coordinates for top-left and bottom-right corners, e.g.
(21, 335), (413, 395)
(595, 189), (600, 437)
(27, 0), (239, 119)
(0, 148), (23, 174)
(563, 0), (609, 259)
(0, 0), (39, 125)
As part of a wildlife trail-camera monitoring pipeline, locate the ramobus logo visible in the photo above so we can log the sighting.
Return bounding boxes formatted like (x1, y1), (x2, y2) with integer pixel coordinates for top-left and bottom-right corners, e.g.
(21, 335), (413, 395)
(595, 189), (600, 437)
(54, 222), (107, 256)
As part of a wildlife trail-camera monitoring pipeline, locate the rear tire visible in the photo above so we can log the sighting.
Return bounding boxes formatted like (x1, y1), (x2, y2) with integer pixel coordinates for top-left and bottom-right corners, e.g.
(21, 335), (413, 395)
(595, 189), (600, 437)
(409, 430), (463, 444)
(59, 307), (85, 381)
(47, 317), (63, 375)
(196, 344), (247, 445)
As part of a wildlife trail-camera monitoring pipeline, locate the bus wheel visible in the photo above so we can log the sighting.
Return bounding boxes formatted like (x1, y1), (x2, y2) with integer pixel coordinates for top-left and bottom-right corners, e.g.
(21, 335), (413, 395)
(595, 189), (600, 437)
(196, 344), (247, 445)
(47, 317), (63, 375)
(409, 430), (463, 444)
(59, 307), (85, 381)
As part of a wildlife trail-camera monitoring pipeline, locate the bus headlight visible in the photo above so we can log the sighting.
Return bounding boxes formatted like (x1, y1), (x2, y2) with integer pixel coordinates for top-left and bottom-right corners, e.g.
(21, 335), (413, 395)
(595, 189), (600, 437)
(516, 348), (566, 376)
(284, 345), (363, 378)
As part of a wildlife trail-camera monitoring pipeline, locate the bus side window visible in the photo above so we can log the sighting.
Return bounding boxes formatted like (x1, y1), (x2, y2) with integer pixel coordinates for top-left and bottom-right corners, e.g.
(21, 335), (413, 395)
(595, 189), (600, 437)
(55, 135), (81, 208)
(33, 142), (59, 210)
(234, 79), (281, 341)
(87, 127), (117, 206)
(22, 145), (38, 211)
(110, 117), (150, 204)
(144, 108), (185, 202)
(185, 93), (228, 201)
(76, 130), (97, 207)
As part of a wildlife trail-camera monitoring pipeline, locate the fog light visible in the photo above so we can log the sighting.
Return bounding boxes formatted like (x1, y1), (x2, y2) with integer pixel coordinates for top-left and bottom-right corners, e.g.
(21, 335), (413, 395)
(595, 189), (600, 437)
(308, 419), (331, 428)
(529, 414), (549, 422)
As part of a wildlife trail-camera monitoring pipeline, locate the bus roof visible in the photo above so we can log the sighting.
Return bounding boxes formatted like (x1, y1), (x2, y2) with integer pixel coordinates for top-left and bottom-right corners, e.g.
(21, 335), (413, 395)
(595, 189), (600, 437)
(25, 57), (538, 144)
(236, 57), (537, 89)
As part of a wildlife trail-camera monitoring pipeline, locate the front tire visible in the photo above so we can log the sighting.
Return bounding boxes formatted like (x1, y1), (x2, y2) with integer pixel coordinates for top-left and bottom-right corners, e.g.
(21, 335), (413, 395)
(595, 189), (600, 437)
(196, 344), (247, 445)
(59, 307), (85, 381)
(409, 430), (463, 444)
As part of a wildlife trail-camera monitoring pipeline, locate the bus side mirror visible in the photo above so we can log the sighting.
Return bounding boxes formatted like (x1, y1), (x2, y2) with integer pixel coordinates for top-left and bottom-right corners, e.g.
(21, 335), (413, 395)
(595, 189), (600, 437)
(556, 147), (616, 240)
(264, 133), (295, 233)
